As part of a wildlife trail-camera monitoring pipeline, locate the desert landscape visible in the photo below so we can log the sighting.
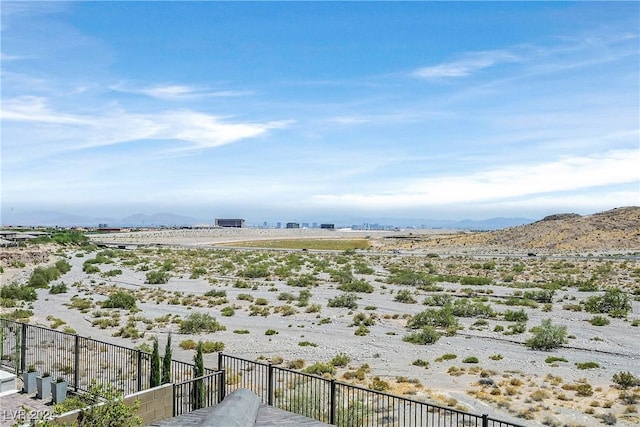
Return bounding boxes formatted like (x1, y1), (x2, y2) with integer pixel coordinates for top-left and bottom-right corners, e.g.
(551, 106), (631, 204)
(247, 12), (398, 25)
(1, 207), (639, 426)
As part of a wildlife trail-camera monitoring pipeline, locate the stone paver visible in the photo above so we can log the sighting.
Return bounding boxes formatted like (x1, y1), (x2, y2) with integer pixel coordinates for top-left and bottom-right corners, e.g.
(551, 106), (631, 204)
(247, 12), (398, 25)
(0, 377), (54, 427)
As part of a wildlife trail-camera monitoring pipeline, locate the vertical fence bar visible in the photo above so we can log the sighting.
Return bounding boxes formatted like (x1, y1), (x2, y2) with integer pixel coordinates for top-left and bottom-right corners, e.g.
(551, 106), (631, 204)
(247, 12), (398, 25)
(19, 322), (27, 373)
(267, 363), (273, 406)
(73, 334), (80, 392)
(137, 350), (143, 392)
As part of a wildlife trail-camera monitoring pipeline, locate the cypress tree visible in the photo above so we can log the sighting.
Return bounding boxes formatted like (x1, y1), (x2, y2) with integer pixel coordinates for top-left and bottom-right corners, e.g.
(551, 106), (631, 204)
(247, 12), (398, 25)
(161, 333), (172, 385)
(193, 341), (205, 410)
(150, 337), (161, 388)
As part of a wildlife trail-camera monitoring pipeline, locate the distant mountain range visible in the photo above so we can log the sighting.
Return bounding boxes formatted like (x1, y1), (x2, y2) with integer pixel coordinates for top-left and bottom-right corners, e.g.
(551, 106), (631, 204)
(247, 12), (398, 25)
(1, 210), (535, 230)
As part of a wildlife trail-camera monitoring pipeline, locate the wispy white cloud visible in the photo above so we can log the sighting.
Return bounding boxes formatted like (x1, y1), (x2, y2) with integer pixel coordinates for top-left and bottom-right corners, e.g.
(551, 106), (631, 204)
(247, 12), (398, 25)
(109, 83), (252, 100)
(413, 50), (518, 78)
(311, 149), (640, 209)
(1, 96), (292, 152)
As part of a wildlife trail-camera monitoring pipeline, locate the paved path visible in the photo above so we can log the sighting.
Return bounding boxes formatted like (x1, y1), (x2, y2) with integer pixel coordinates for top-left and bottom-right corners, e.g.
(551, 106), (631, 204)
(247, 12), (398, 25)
(149, 404), (333, 427)
(0, 378), (54, 427)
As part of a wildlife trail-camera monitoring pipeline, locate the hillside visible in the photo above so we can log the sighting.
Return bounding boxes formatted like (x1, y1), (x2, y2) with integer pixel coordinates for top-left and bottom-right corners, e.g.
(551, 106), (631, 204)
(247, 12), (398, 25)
(383, 206), (640, 252)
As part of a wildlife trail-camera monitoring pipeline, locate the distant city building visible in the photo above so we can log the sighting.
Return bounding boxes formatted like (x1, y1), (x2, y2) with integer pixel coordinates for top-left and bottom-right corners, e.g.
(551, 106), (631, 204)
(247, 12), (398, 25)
(320, 223), (335, 230)
(276, 222), (281, 229)
(215, 218), (245, 228)
(98, 223), (108, 228)
(286, 222), (300, 229)
(302, 222), (309, 228)
(312, 222), (318, 228)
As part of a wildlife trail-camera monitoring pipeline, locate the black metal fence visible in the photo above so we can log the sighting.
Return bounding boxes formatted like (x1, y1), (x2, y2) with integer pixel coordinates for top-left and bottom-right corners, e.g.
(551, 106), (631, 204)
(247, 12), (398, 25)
(219, 353), (525, 427)
(0, 319), (215, 396)
(173, 371), (225, 417)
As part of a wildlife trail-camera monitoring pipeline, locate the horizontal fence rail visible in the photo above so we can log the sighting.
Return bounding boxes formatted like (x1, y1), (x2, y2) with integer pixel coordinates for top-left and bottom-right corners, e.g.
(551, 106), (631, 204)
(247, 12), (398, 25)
(219, 353), (525, 427)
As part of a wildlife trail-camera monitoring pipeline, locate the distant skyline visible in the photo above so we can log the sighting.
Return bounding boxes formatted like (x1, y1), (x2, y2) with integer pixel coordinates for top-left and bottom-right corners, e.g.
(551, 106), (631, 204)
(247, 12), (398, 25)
(1, 1), (638, 223)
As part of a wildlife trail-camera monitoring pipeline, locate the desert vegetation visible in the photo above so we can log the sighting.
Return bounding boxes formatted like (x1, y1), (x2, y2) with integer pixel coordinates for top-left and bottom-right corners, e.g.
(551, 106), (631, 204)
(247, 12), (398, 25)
(1, 222), (639, 426)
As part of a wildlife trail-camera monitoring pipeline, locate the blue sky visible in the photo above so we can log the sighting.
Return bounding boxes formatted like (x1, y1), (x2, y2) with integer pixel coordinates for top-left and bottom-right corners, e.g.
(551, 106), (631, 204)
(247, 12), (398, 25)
(1, 1), (638, 223)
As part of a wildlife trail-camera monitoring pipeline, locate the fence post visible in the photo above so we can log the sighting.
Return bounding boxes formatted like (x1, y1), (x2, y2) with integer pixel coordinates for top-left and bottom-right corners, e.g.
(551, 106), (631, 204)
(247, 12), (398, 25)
(20, 322), (27, 373)
(329, 379), (336, 425)
(267, 363), (273, 406)
(172, 383), (177, 417)
(73, 335), (80, 392)
(218, 369), (226, 402)
(482, 413), (488, 427)
(137, 350), (143, 392)
(217, 352), (223, 371)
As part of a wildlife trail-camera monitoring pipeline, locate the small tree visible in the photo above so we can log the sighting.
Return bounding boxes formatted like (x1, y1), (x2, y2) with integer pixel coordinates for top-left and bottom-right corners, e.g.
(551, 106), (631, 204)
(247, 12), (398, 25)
(161, 334), (172, 385)
(526, 318), (567, 350)
(76, 380), (142, 426)
(150, 337), (161, 388)
(193, 341), (205, 410)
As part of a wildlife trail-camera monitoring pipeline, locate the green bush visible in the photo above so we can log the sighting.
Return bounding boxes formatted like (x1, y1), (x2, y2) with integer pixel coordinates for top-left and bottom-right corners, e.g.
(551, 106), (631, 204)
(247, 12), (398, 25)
(576, 361), (600, 370)
(526, 318), (567, 350)
(303, 362), (336, 376)
(589, 316), (610, 326)
(102, 292), (136, 310)
(220, 306), (235, 317)
(200, 341), (225, 353)
(179, 313), (226, 334)
(49, 282), (68, 294)
(407, 306), (458, 329)
(54, 259), (72, 274)
(612, 371), (640, 389)
(394, 289), (417, 304)
(504, 309), (528, 322)
(0, 283), (37, 301)
(585, 288), (631, 317)
(145, 270), (169, 284)
(338, 279), (374, 293)
(402, 326), (441, 345)
(545, 356), (568, 363)
(327, 292), (358, 309)
(205, 289), (227, 298)
(462, 356), (479, 363)
(330, 352), (351, 367)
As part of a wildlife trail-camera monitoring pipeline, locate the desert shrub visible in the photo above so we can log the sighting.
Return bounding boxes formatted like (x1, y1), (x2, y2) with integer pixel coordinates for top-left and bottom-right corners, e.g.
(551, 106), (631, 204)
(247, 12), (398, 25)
(306, 304), (321, 313)
(489, 354), (503, 361)
(412, 359), (430, 368)
(523, 289), (555, 303)
(29, 266), (62, 287)
(589, 315), (610, 326)
(102, 292), (136, 310)
(576, 361), (600, 370)
(235, 293), (253, 301)
(463, 356), (479, 363)
(504, 322), (527, 335)
(394, 289), (417, 304)
(387, 269), (433, 286)
(612, 371), (640, 389)
(423, 294), (452, 306)
(369, 376), (390, 391)
(298, 341), (318, 347)
(254, 298), (268, 306)
(179, 339), (198, 350)
(233, 329), (249, 334)
(265, 329), (278, 336)
(330, 353), (351, 367)
(220, 306), (235, 317)
(241, 264), (269, 278)
(407, 306), (458, 329)
(179, 313), (226, 334)
(49, 282), (68, 294)
(504, 309), (528, 322)
(338, 279), (374, 293)
(200, 341), (225, 353)
(545, 356), (568, 363)
(303, 363), (336, 376)
(278, 292), (296, 302)
(5, 309), (33, 320)
(460, 276), (492, 286)
(402, 326), (441, 345)
(54, 259), (72, 274)
(83, 264), (100, 274)
(526, 318), (567, 350)
(451, 299), (495, 318)
(145, 270), (169, 284)
(190, 267), (207, 279)
(287, 274), (317, 287)
(354, 325), (370, 336)
(327, 292), (358, 309)
(1, 283), (37, 301)
(585, 288), (631, 317)
(233, 280), (251, 289)
(287, 359), (305, 369)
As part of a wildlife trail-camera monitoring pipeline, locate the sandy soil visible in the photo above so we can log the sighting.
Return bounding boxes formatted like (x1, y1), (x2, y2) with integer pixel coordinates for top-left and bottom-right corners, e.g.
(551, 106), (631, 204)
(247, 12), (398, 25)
(2, 229), (639, 426)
